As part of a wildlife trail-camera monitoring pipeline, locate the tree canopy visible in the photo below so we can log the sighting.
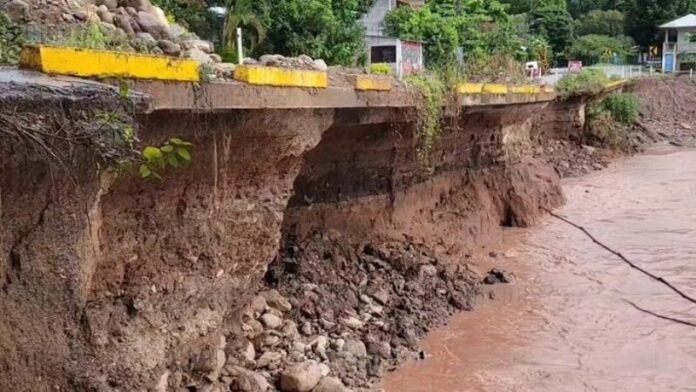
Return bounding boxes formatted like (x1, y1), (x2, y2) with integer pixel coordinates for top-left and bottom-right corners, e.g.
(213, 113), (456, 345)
(528, 5), (575, 60)
(625, 0), (696, 47)
(575, 9), (625, 36)
(567, 34), (634, 64)
(150, 0), (696, 67)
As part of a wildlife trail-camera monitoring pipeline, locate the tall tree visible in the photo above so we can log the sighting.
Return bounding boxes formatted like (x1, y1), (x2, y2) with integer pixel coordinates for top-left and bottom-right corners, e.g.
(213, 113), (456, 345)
(576, 9), (625, 36)
(252, 0), (374, 65)
(567, 0), (630, 17)
(529, 4), (575, 59)
(385, 0), (521, 65)
(625, 0), (696, 47)
(223, 0), (266, 52)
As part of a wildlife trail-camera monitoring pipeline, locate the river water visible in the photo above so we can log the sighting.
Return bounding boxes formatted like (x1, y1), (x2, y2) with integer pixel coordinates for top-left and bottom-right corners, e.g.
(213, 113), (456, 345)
(383, 146), (696, 391)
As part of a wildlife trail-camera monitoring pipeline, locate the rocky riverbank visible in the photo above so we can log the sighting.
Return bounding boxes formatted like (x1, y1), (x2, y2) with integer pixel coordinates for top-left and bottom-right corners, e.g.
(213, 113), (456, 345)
(173, 233), (487, 392)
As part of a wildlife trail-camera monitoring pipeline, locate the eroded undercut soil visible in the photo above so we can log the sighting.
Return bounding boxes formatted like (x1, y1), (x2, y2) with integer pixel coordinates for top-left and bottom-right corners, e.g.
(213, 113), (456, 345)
(1, 78), (695, 392)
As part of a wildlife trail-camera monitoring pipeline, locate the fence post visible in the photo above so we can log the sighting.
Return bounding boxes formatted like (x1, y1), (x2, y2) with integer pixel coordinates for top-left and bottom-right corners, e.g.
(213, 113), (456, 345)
(236, 28), (243, 64)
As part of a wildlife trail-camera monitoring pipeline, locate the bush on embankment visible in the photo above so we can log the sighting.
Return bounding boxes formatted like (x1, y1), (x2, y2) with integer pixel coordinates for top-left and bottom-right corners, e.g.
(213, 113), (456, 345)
(557, 68), (612, 96)
(586, 92), (641, 150)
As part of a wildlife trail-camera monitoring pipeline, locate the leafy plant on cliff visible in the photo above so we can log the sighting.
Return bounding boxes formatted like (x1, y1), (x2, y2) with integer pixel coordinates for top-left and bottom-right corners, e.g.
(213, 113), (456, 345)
(139, 138), (194, 180)
(0, 11), (23, 64)
(405, 72), (447, 166)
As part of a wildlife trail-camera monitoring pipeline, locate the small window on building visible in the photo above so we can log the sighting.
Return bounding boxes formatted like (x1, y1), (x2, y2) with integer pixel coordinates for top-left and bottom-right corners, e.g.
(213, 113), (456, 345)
(371, 45), (397, 63)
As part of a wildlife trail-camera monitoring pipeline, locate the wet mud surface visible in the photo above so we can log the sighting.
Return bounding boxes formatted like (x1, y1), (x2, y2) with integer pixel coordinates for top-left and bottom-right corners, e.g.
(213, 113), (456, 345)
(384, 145), (696, 391)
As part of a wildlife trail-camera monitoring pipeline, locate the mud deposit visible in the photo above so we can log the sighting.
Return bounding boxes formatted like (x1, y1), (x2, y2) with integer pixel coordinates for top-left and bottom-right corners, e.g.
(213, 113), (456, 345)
(384, 146), (696, 391)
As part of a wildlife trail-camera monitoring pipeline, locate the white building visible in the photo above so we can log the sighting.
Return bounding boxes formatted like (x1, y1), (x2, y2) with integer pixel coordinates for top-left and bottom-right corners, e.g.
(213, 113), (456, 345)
(360, 0), (424, 77)
(660, 14), (696, 73)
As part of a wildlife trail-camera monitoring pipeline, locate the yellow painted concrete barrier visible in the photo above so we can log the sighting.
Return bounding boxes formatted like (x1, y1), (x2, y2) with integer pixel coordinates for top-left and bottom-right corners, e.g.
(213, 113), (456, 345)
(603, 80), (627, 89)
(511, 85), (541, 94)
(234, 65), (327, 88)
(354, 74), (393, 91)
(19, 45), (200, 82)
(482, 83), (508, 94)
(541, 85), (555, 93)
(456, 83), (484, 94)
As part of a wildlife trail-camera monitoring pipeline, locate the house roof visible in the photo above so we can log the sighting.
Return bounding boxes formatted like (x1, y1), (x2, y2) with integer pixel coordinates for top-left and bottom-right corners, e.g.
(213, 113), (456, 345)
(660, 14), (696, 29)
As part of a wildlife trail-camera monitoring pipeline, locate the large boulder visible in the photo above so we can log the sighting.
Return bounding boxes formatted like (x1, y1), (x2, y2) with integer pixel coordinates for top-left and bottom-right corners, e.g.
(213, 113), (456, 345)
(136, 10), (170, 39)
(279, 361), (323, 392)
(313, 377), (351, 392)
(97, 0), (118, 10)
(157, 39), (180, 56)
(229, 366), (271, 392)
(168, 23), (187, 39)
(185, 48), (213, 65)
(181, 39), (213, 54)
(149, 6), (169, 28)
(135, 32), (156, 44)
(2, 0), (29, 22)
(113, 13), (135, 35)
(96, 5), (113, 24)
(122, 0), (151, 11)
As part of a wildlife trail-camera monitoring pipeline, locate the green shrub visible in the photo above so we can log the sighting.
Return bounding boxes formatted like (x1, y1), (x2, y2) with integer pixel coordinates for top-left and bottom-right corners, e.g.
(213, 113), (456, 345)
(557, 68), (609, 96)
(600, 92), (639, 124)
(586, 92), (640, 150)
(0, 11), (23, 65)
(460, 52), (526, 83)
(368, 63), (392, 75)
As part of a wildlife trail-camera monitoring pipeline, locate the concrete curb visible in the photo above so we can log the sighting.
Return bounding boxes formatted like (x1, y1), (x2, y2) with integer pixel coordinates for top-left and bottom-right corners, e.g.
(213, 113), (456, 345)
(19, 45), (200, 82)
(234, 65), (328, 88)
(353, 74), (393, 91)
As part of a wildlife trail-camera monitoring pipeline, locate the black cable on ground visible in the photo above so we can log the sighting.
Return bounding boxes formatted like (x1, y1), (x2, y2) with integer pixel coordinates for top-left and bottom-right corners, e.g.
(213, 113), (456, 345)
(541, 207), (696, 327)
(624, 300), (696, 328)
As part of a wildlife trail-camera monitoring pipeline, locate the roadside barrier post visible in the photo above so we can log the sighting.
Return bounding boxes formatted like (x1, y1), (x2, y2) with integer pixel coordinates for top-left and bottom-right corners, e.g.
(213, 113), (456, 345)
(237, 28), (243, 64)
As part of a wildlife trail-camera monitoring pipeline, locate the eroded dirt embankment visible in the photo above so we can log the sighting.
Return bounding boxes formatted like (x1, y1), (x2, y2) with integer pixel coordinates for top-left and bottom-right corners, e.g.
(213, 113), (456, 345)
(1, 78), (693, 392)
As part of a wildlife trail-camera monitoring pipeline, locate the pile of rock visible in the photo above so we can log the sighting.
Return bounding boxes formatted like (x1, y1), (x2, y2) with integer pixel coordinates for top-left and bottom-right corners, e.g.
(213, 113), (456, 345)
(256, 232), (480, 390)
(2, 0), (221, 65)
(168, 230), (481, 391)
(175, 289), (351, 392)
(243, 54), (328, 72)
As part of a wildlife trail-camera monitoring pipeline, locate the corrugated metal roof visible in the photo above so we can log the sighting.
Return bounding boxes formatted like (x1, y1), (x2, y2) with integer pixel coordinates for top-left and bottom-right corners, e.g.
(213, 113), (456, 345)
(660, 14), (696, 28)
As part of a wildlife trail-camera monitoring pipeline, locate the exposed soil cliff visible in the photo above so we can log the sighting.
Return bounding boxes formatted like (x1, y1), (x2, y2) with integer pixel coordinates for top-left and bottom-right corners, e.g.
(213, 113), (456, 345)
(2, 78), (692, 392)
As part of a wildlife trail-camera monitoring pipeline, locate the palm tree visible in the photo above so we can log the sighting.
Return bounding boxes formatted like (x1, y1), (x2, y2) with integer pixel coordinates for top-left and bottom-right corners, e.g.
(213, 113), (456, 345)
(222, 0), (266, 55)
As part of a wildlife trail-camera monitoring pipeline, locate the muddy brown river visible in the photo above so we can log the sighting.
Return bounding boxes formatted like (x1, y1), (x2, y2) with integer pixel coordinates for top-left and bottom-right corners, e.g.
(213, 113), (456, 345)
(383, 146), (696, 391)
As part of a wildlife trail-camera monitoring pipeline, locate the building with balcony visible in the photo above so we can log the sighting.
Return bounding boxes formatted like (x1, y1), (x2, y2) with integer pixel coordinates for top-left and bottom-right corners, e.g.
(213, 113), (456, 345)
(660, 14), (696, 73)
(360, 0), (425, 77)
